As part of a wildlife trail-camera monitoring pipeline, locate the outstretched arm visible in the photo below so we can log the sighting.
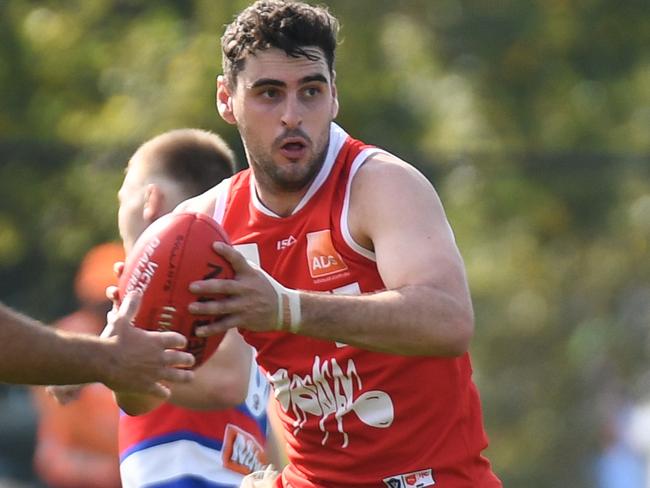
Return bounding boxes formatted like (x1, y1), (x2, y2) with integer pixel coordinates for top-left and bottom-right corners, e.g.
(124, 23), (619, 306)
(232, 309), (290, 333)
(188, 153), (474, 356)
(0, 295), (194, 395)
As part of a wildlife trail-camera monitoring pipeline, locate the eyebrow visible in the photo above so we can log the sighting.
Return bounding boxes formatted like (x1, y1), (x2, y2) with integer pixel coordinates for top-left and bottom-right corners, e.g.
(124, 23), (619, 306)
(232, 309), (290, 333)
(250, 78), (285, 89)
(250, 74), (329, 90)
(300, 74), (328, 84)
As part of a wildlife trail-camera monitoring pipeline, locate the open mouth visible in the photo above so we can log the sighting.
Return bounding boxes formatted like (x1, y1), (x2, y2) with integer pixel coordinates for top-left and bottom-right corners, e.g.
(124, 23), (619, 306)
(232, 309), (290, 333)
(279, 139), (308, 160)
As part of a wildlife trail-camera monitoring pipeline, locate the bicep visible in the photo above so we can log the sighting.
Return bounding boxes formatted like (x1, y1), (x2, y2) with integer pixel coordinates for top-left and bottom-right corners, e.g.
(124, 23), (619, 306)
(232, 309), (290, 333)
(351, 157), (469, 299)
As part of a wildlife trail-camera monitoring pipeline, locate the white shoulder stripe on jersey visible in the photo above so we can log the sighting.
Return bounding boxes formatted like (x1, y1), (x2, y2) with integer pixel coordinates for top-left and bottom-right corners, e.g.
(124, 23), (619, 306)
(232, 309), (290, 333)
(120, 439), (243, 488)
(211, 177), (233, 224)
(340, 148), (388, 262)
(249, 122), (349, 218)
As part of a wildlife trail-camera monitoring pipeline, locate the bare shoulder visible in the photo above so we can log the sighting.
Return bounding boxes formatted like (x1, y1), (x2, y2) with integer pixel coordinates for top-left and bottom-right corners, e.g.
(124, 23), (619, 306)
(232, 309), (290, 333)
(355, 152), (433, 188)
(349, 152), (445, 246)
(348, 152), (465, 296)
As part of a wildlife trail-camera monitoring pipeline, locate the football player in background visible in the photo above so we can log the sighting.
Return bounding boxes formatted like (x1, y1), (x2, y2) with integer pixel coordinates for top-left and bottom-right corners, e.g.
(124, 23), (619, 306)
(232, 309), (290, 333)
(32, 242), (126, 488)
(52, 128), (279, 488)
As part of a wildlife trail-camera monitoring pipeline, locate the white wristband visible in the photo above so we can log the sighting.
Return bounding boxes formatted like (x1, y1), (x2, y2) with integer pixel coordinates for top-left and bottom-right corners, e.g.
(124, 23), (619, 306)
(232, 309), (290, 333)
(278, 288), (302, 333)
(247, 260), (302, 333)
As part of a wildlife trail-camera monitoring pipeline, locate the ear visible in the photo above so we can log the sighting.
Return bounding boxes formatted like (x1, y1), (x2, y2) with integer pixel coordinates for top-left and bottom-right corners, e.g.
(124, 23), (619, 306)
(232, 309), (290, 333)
(330, 72), (339, 119)
(142, 184), (164, 223)
(216, 75), (237, 125)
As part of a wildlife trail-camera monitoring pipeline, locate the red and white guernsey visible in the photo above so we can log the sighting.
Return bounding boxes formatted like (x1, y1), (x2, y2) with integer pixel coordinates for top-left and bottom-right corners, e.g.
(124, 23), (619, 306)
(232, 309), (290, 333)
(212, 123), (501, 488)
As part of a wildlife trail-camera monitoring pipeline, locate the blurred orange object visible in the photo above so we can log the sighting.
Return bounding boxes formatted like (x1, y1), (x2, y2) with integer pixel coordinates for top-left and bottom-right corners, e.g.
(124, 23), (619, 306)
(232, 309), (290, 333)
(74, 242), (125, 306)
(32, 243), (124, 488)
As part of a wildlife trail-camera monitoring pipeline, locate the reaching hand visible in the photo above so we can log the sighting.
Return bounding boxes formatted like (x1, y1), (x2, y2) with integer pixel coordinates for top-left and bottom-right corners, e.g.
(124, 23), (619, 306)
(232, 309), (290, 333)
(100, 292), (195, 398)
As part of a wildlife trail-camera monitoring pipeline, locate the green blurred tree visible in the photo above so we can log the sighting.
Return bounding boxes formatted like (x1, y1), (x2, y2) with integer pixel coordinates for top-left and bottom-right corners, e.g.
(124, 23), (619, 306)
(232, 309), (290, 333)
(0, 1), (648, 486)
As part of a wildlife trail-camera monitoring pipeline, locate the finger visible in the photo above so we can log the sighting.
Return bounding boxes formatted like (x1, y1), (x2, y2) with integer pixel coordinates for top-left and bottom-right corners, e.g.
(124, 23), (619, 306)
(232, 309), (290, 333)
(189, 278), (239, 296)
(195, 318), (236, 337)
(152, 330), (189, 351)
(119, 292), (142, 323)
(188, 296), (241, 315)
(158, 367), (195, 384)
(162, 349), (196, 369)
(143, 382), (172, 400)
(212, 241), (251, 274)
(101, 315), (116, 337)
(113, 261), (125, 278)
(105, 306), (117, 328)
(106, 285), (120, 303)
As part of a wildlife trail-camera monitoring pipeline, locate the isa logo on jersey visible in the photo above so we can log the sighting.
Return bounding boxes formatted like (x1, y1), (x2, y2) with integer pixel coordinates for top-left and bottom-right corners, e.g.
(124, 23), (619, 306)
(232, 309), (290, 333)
(383, 469), (435, 487)
(306, 229), (348, 278)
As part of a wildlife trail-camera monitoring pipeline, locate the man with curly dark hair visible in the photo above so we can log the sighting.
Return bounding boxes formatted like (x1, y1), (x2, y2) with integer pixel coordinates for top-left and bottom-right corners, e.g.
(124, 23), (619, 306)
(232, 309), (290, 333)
(221, 0), (338, 89)
(179, 1), (502, 486)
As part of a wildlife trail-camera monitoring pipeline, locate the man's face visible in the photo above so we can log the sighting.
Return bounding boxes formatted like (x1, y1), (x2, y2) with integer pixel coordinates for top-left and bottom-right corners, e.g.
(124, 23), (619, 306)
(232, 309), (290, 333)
(226, 47), (338, 193)
(117, 157), (148, 253)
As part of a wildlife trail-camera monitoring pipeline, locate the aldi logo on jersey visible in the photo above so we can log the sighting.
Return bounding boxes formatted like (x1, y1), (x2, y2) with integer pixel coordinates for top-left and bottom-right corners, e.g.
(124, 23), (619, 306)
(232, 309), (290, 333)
(306, 229), (348, 278)
(383, 469), (435, 487)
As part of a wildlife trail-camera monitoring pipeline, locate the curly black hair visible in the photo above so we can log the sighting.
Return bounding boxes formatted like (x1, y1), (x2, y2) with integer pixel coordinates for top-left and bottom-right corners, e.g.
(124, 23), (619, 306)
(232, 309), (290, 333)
(221, 0), (339, 86)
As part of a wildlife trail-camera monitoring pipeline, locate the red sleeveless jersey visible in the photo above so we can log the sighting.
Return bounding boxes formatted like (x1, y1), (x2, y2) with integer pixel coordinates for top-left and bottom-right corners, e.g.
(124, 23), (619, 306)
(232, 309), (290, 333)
(212, 124), (501, 488)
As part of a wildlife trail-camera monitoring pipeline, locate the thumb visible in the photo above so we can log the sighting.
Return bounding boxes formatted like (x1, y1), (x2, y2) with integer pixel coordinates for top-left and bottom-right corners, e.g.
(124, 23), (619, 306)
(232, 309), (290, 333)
(117, 292), (142, 326)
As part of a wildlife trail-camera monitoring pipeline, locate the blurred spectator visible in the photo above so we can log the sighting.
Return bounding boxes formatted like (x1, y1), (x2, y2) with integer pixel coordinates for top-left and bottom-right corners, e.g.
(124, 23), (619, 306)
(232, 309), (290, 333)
(595, 399), (647, 488)
(627, 400), (650, 488)
(31, 243), (124, 488)
(0, 384), (40, 486)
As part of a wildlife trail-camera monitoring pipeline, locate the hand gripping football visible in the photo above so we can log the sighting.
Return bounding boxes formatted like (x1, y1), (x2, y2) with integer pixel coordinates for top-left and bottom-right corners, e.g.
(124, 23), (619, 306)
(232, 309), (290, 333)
(118, 212), (232, 368)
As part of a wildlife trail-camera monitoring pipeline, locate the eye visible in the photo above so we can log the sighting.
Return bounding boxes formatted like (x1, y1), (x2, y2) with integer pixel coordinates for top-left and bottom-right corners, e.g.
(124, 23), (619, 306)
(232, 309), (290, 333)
(303, 86), (322, 98)
(261, 87), (280, 99)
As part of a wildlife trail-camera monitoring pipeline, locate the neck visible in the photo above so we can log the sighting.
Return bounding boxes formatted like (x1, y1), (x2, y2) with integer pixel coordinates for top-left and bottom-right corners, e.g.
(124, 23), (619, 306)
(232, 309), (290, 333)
(253, 181), (308, 217)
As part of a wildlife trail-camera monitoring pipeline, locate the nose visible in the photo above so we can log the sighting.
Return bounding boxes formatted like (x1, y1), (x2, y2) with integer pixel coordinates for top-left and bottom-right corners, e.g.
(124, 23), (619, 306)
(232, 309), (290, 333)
(280, 94), (302, 129)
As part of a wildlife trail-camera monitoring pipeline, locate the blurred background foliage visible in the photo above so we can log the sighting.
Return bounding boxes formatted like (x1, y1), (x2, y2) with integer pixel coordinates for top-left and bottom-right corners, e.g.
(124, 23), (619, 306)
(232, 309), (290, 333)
(0, 0), (648, 486)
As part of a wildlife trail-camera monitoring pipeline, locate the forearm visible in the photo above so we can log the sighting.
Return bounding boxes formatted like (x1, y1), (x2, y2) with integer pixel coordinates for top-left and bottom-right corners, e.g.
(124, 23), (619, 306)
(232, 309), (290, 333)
(167, 329), (250, 409)
(296, 285), (474, 356)
(0, 303), (113, 385)
(166, 372), (247, 410)
(116, 371), (246, 414)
